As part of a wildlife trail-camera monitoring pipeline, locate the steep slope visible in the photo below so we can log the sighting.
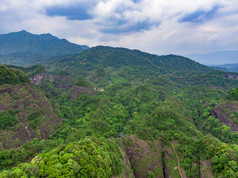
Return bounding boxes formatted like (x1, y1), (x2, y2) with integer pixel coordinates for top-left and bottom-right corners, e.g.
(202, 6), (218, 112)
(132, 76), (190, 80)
(212, 100), (238, 131)
(0, 66), (61, 149)
(194, 87), (238, 144)
(0, 30), (89, 66)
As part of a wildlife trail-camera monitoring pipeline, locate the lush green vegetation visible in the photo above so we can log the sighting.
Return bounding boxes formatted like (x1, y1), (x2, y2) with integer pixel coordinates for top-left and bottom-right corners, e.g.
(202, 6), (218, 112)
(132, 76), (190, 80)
(0, 65), (30, 85)
(0, 110), (19, 130)
(7, 65), (46, 77)
(0, 138), (123, 177)
(1, 46), (238, 177)
(0, 30), (87, 66)
(0, 138), (64, 170)
(74, 77), (90, 88)
(227, 87), (238, 100)
(52, 94), (129, 139)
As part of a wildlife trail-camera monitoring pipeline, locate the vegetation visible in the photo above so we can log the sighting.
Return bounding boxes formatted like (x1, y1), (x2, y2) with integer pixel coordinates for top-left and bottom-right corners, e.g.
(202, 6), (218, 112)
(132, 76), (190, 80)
(0, 65), (30, 85)
(74, 77), (90, 88)
(0, 110), (19, 130)
(7, 65), (46, 77)
(227, 87), (238, 100)
(0, 138), (64, 170)
(0, 30), (87, 66)
(0, 46), (238, 177)
(0, 138), (123, 177)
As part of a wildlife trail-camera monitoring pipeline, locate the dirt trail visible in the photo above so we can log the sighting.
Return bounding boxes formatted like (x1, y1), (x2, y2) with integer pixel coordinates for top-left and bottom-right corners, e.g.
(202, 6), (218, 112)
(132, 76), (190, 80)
(170, 142), (183, 178)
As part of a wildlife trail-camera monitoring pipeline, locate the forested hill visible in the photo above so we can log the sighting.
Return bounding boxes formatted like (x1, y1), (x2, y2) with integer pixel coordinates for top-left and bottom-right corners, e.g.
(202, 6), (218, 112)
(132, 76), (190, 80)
(46, 46), (212, 85)
(48, 46), (210, 72)
(0, 30), (89, 66)
(46, 46), (238, 91)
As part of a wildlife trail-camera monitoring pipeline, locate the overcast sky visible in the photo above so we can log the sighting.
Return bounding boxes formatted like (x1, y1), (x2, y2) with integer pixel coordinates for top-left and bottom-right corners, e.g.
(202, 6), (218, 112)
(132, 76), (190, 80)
(0, 0), (238, 57)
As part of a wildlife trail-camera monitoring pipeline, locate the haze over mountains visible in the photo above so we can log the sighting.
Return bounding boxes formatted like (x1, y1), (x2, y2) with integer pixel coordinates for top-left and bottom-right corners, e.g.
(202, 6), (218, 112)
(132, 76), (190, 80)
(186, 50), (238, 65)
(0, 30), (89, 66)
(210, 63), (238, 72)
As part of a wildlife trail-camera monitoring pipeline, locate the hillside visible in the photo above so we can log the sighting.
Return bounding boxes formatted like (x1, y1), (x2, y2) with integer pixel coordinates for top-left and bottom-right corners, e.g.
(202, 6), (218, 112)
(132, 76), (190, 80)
(46, 46), (212, 87)
(47, 46), (211, 73)
(0, 30), (89, 66)
(0, 66), (61, 150)
(46, 46), (238, 92)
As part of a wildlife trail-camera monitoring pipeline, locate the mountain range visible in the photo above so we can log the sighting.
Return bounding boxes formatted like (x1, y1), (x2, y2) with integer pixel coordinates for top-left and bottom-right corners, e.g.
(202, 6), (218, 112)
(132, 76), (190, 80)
(0, 30), (89, 66)
(0, 31), (238, 177)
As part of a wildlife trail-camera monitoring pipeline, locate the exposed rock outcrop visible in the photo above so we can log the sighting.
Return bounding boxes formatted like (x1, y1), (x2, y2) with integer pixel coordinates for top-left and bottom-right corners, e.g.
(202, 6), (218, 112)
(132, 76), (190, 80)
(212, 100), (238, 132)
(30, 72), (54, 85)
(68, 86), (95, 100)
(0, 83), (61, 149)
(224, 73), (238, 80)
(123, 135), (164, 177)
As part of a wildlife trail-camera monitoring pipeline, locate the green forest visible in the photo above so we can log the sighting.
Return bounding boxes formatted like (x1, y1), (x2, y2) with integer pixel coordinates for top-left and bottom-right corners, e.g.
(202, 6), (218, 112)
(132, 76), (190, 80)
(0, 45), (238, 177)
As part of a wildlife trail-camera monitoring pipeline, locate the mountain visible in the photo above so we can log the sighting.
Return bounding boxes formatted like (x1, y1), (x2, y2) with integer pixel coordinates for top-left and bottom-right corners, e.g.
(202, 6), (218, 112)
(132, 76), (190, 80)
(46, 46), (213, 87)
(211, 63), (238, 72)
(46, 46), (238, 91)
(0, 46), (238, 177)
(0, 30), (89, 66)
(186, 50), (238, 65)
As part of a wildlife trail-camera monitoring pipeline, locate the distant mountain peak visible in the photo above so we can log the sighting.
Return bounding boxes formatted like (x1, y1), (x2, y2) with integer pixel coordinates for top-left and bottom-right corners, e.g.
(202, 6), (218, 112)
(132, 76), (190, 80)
(15, 30), (32, 36)
(19, 30), (28, 33)
(0, 31), (90, 66)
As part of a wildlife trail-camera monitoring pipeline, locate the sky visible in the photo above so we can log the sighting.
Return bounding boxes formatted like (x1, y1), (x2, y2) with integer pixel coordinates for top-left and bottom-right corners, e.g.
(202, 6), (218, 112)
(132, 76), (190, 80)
(0, 0), (238, 60)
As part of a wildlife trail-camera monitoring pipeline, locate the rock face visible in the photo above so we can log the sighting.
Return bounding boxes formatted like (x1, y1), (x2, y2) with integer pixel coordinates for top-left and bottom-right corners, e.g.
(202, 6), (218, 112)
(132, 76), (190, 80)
(121, 135), (189, 178)
(53, 75), (76, 89)
(212, 100), (238, 132)
(0, 83), (61, 149)
(224, 73), (238, 80)
(200, 159), (214, 178)
(68, 86), (95, 100)
(30, 72), (54, 85)
(124, 135), (164, 177)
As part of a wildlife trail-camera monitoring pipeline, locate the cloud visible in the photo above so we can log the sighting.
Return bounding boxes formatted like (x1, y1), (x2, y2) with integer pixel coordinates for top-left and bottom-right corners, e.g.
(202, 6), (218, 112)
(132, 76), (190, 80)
(100, 20), (160, 34)
(179, 5), (221, 23)
(132, 0), (140, 3)
(46, 5), (93, 20)
(45, 1), (98, 20)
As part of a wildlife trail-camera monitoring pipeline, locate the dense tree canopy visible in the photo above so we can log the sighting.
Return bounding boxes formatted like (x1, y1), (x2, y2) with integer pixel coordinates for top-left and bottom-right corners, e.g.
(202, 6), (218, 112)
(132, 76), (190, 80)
(0, 138), (123, 178)
(0, 65), (30, 85)
(227, 88), (238, 100)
